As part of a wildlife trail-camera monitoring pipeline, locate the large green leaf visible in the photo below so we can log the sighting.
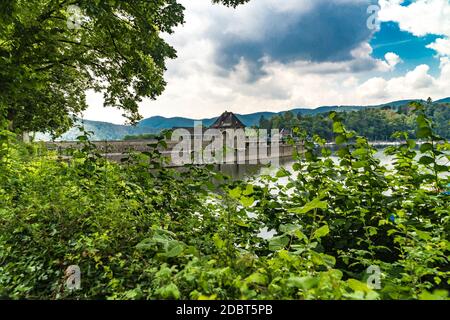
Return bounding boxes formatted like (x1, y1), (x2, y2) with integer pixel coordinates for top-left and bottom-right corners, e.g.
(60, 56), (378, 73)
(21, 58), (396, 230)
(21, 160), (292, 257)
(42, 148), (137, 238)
(268, 235), (290, 251)
(291, 198), (328, 214)
(312, 224), (330, 239)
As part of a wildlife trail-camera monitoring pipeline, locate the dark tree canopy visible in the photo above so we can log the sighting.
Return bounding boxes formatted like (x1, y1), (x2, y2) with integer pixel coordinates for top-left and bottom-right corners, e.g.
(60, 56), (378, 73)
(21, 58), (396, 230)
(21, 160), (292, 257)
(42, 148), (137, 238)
(212, 0), (250, 7)
(0, 0), (248, 135)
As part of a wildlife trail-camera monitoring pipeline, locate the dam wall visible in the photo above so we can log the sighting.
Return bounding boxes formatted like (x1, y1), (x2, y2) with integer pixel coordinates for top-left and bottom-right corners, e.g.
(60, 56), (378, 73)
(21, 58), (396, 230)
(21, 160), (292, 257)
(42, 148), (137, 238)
(46, 139), (303, 166)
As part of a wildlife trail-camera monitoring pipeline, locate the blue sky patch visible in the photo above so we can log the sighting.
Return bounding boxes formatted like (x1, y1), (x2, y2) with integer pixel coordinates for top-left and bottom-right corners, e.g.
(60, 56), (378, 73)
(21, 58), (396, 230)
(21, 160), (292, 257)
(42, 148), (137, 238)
(370, 22), (441, 76)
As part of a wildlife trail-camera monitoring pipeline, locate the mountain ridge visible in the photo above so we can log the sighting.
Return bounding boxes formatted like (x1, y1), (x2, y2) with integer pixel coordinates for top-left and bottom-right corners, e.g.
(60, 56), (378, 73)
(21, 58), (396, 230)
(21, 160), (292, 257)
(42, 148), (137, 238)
(37, 97), (449, 141)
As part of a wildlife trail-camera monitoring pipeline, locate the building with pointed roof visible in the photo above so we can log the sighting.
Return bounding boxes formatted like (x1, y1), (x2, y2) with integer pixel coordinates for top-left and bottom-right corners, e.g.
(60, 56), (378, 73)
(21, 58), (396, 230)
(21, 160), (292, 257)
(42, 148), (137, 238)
(209, 111), (246, 129)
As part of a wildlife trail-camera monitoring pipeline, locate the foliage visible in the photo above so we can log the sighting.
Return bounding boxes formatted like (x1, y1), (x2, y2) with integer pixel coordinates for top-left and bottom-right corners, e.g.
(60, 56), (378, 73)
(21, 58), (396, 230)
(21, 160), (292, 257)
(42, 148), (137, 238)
(212, 0), (251, 7)
(0, 0), (248, 134)
(259, 102), (450, 141)
(0, 103), (449, 300)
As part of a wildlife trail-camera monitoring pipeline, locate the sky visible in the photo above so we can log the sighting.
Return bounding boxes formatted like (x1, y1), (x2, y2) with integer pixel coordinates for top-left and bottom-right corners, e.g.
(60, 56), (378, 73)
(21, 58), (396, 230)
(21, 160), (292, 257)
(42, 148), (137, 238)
(83, 0), (450, 124)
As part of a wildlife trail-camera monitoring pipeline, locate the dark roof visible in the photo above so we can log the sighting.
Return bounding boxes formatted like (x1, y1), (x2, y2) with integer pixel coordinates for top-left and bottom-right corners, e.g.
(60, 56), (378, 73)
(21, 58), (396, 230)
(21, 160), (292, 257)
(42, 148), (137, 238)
(209, 111), (245, 129)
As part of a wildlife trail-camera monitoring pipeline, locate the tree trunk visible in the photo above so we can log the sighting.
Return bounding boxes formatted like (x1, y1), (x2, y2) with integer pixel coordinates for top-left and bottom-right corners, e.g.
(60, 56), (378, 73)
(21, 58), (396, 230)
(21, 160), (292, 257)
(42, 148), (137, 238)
(6, 109), (15, 131)
(21, 131), (30, 143)
(6, 110), (29, 143)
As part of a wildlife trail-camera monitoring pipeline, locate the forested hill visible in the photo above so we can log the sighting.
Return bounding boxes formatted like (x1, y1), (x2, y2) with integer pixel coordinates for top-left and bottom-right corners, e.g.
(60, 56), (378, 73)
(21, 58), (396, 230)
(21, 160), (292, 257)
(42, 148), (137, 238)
(37, 98), (449, 141)
(259, 102), (450, 141)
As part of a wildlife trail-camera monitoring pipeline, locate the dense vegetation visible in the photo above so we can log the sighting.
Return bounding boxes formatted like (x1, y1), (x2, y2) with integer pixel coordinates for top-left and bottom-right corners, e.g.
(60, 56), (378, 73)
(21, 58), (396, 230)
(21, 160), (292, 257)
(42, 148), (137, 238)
(259, 102), (450, 141)
(1, 104), (448, 300)
(4, 0), (447, 301)
(0, 0), (249, 134)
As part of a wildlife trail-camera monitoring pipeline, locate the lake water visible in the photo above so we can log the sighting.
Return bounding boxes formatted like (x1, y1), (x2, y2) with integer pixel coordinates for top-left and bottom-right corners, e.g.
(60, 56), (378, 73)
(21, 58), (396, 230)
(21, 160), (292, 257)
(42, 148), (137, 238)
(217, 147), (449, 181)
(218, 148), (394, 180)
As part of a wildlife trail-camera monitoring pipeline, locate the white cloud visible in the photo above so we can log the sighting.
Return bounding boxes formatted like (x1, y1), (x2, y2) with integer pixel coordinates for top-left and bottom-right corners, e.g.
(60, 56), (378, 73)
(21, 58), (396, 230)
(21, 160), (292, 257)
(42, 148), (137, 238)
(437, 56), (450, 91)
(374, 51), (402, 71)
(385, 52), (402, 69)
(358, 77), (389, 99)
(357, 63), (449, 102)
(378, 1), (450, 58)
(82, 0), (450, 124)
(378, 0), (450, 37)
(427, 37), (450, 56)
(403, 65), (435, 89)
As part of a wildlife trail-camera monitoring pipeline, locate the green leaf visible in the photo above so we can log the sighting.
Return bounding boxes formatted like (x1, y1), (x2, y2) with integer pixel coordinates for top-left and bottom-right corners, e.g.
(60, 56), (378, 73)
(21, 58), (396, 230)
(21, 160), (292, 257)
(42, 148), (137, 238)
(158, 140), (168, 149)
(276, 168), (291, 178)
(329, 111), (337, 120)
(240, 196), (254, 207)
(335, 134), (346, 145)
(213, 233), (225, 249)
(161, 240), (184, 258)
(333, 122), (344, 134)
(352, 148), (367, 157)
(414, 230), (431, 241)
(268, 235), (290, 251)
(135, 238), (156, 251)
(155, 283), (180, 299)
(228, 187), (241, 199)
(337, 147), (349, 158)
(321, 148), (332, 157)
(291, 198), (328, 214)
(419, 290), (448, 300)
(242, 184), (254, 196)
(321, 253), (336, 267)
(313, 224), (330, 239)
(245, 273), (268, 285)
(287, 276), (319, 290)
(347, 279), (370, 293)
(419, 142), (433, 153)
(419, 156), (434, 165)
(416, 127), (432, 138)
(407, 139), (416, 149)
(352, 160), (366, 169)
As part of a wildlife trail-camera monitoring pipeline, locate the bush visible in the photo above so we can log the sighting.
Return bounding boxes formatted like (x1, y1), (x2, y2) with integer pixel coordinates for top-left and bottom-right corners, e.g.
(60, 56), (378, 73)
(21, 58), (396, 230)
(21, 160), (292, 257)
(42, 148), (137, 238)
(0, 104), (449, 299)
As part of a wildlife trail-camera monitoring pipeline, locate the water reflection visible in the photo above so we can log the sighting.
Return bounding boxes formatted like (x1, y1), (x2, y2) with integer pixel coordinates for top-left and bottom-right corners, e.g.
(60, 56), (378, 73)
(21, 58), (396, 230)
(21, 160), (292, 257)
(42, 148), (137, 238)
(215, 149), (390, 180)
(216, 147), (448, 180)
(214, 156), (295, 180)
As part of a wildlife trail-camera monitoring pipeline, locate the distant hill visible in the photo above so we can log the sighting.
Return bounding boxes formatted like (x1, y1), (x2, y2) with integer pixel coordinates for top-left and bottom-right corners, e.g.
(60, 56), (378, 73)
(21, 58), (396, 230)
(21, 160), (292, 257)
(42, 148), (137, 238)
(138, 116), (216, 129)
(36, 97), (449, 141)
(137, 113), (281, 129)
(436, 97), (450, 103)
(36, 119), (160, 141)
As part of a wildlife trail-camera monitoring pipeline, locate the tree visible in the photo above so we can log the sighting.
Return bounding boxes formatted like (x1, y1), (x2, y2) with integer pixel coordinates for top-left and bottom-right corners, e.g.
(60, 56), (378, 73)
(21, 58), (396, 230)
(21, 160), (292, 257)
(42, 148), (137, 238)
(271, 115), (282, 129)
(283, 111), (294, 122)
(283, 111), (294, 129)
(212, 0), (250, 7)
(259, 115), (270, 130)
(263, 103), (449, 141)
(0, 0), (249, 135)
